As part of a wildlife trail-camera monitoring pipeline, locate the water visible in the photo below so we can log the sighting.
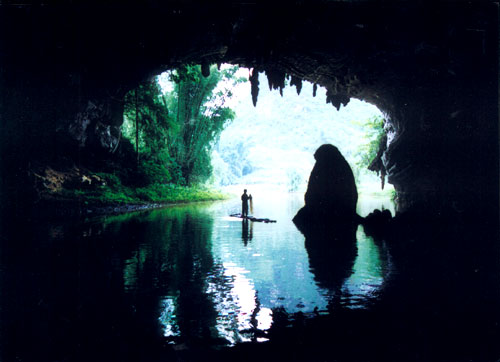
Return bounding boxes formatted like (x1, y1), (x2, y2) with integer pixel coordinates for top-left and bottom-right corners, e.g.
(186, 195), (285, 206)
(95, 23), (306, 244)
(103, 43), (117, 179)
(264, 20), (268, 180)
(152, 192), (394, 344)
(0, 192), (394, 356)
(3, 192), (498, 361)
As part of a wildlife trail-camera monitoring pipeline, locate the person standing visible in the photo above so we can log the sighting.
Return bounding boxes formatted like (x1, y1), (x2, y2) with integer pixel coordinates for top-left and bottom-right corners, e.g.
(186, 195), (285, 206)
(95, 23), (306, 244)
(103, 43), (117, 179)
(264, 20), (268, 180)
(241, 189), (250, 217)
(249, 192), (253, 215)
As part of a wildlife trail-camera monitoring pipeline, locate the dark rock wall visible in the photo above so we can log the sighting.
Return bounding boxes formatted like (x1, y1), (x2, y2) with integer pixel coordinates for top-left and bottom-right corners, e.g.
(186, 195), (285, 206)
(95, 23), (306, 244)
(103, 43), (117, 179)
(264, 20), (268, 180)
(383, 81), (498, 216)
(0, 1), (497, 219)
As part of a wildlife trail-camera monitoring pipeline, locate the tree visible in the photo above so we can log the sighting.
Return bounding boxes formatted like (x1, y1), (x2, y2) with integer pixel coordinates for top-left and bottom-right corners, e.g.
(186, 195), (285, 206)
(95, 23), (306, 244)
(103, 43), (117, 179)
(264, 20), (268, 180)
(122, 64), (240, 186)
(123, 80), (178, 184)
(166, 65), (239, 184)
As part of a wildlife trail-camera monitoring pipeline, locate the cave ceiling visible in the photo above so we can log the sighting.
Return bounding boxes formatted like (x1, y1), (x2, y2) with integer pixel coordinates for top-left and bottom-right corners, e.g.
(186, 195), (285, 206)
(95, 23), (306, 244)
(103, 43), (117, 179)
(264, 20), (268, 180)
(1, 1), (496, 110)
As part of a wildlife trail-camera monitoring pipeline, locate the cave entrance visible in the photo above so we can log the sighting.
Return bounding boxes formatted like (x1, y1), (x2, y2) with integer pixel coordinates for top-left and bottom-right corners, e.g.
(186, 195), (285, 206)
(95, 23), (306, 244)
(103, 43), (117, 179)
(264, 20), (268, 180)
(121, 64), (394, 214)
(147, 68), (397, 343)
(207, 67), (395, 216)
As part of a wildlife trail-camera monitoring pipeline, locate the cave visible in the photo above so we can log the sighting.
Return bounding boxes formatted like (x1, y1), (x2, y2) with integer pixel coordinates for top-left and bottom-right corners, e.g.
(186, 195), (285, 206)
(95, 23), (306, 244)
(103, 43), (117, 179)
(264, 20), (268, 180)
(0, 1), (499, 361)
(1, 0), (498, 220)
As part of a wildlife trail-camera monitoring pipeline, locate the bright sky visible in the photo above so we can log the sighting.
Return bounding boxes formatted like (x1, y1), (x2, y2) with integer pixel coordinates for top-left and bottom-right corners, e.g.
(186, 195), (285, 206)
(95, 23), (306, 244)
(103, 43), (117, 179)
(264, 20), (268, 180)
(157, 65), (388, 192)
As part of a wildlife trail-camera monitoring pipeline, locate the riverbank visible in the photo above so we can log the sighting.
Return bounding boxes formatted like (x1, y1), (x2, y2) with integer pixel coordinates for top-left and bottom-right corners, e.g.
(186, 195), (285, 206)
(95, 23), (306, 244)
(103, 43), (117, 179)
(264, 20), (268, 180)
(31, 191), (228, 220)
(27, 165), (229, 219)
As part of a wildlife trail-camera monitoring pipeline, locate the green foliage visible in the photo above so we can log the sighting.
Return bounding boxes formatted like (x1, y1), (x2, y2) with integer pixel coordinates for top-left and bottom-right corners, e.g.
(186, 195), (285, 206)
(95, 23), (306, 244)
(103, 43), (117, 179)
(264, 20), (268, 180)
(168, 64), (202, 84)
(136, 158), (172, 185)
(122, 80), (179, 185)
(63, 64), (240, 206)
(123, 80), (174, 151)
(64, 172), (227, 205)
(94, 172), (121, 187)
(211, 81), (388, 191)
(122, 64), (238, 187)
(355, 115), (386, 169)
(166, 65), (238, 184)
(213, 139), (253, 185)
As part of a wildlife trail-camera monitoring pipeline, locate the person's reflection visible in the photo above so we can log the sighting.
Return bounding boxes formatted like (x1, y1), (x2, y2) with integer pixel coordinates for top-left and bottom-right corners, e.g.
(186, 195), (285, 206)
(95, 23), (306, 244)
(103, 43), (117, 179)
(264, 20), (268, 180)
(242, 219), (253, 246)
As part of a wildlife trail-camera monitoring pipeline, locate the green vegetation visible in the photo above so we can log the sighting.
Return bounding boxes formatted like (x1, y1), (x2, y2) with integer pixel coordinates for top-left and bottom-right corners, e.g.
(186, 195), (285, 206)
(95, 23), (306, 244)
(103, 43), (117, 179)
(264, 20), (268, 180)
(44, 65), (392, 209)
(212, 79), (392, 196)
(354, 114), (388, 191)
(121, 64), (240, 186)
(64, 177), (227, 205)
(354, 115), (386, 170)
(74, 64), (240, 206)
(39, 65), (240, 208)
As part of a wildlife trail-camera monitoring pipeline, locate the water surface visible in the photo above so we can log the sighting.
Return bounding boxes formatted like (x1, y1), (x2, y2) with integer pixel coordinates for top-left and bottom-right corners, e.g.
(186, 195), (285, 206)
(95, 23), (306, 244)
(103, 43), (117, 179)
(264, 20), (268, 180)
(105, 192), (393, 345)
(3, 191), (499, 362)
(0, 192), (395, 359)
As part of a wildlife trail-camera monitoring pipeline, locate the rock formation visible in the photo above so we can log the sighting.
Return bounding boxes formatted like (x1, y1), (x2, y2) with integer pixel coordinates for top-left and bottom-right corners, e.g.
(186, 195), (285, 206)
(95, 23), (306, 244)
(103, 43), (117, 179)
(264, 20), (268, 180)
(296, 145), (358, 288)
(293, 144), (358, 237)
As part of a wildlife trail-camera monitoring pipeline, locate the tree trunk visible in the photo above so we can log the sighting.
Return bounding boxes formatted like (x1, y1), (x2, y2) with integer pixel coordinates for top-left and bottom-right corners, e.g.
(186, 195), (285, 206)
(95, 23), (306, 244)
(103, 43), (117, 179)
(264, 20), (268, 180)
(135, 88), (139, 167)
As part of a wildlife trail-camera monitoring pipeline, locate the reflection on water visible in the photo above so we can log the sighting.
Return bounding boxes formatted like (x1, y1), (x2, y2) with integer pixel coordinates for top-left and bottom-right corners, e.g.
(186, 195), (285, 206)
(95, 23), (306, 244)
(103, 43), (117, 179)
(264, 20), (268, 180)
(340, 225), (391, 308)
(0, 192), (395, 360)
(127, 192), (393, 344)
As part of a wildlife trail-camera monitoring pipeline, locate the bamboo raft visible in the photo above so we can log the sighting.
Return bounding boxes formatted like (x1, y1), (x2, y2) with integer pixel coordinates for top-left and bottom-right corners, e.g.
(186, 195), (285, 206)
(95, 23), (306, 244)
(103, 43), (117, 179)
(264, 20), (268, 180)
(229, 213), (277, 223)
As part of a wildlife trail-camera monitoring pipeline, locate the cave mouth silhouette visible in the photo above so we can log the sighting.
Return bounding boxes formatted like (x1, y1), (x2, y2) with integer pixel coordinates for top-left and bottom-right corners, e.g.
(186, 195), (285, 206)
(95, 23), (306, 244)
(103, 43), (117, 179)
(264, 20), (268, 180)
(208, 67), (393, 201)
(0, 1), (497, 224)
(0, 2), (498, 360)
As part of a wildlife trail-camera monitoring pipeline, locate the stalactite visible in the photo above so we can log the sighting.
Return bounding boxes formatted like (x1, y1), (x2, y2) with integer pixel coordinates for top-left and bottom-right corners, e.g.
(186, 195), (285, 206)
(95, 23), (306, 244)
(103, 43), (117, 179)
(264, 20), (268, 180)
(326, 89), (349, 110)
(290, 76), (302, 95)
(265, 69), (286, 96)
(326, 90), (333, 105)
(201, 63), (210, 77)
(249, 68), (259, 107)
(266, 71), (273, 91)
(278, 73), (285, 93)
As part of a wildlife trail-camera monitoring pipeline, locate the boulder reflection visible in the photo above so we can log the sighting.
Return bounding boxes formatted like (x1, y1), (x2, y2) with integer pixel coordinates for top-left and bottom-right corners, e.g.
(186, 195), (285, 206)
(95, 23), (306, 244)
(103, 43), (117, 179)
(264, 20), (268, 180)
(299, 222), (391, 310)
(303, 224), (357, 297)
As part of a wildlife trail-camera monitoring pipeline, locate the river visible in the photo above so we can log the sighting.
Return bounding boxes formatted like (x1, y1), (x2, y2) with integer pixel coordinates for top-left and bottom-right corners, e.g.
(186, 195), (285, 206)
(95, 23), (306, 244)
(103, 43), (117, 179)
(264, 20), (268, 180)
(0, 191), (394, 358)
(3, 190), (499, 361)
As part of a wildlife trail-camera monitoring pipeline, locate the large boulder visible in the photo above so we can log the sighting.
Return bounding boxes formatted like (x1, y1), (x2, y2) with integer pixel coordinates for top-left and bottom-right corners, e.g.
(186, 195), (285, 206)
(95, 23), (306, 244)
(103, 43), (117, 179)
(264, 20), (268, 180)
(293, 144), (358, 236)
